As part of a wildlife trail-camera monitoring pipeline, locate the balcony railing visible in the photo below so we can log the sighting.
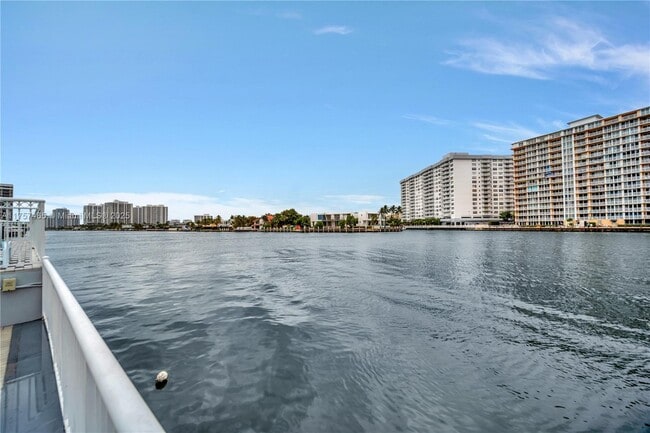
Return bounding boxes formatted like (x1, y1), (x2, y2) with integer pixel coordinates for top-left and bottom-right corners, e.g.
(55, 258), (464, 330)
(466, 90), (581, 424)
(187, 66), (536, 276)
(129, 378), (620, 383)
(0, 198), (45, 269)
(42, 257), (164, 433)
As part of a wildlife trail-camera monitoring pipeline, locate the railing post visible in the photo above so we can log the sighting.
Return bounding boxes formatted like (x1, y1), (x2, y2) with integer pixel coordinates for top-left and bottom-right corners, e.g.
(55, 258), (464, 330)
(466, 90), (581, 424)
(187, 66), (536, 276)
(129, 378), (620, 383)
(1, 240), (8, 268)
(30, 201), (45, 260)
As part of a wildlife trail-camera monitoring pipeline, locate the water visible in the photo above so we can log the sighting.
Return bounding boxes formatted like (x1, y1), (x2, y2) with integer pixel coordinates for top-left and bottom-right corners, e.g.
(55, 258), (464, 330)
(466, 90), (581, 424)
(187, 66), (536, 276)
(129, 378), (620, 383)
(45, 231), (650, 433)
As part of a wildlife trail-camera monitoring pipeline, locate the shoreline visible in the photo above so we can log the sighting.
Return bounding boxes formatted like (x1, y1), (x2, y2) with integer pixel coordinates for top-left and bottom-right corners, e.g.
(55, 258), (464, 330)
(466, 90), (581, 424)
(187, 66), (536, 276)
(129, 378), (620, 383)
(46, 226), (650, 233)
(403, 225), (650, 233)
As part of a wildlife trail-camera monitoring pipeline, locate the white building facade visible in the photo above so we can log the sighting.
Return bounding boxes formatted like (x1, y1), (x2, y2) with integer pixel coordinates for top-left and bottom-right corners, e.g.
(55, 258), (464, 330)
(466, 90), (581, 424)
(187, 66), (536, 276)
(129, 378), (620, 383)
(82, 204), (104, 225)
(83, 201), (132, 225)
(83, 201), (168, 225)
(309, 212), (380, 228)
(102, 200), (133, 225)
(133, 205), (168, 225)
(46, 208), (80, 229)
(400, 153), (514, 223)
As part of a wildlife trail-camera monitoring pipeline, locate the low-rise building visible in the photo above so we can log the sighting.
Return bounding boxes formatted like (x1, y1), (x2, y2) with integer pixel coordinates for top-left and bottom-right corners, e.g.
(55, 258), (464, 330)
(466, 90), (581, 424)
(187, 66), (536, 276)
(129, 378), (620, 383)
(309, 212), (380, 228)
(194, 214), (212, 224)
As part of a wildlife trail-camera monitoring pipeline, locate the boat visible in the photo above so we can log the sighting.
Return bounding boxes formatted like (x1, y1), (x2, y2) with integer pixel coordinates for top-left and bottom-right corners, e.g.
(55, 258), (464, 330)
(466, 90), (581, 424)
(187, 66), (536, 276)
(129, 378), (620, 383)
(0, 197), (165, 432)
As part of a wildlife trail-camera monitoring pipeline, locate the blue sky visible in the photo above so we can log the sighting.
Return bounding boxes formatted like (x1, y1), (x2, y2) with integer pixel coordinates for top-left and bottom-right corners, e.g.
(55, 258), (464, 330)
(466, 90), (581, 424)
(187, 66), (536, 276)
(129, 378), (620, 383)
(2, 2), (649, 219)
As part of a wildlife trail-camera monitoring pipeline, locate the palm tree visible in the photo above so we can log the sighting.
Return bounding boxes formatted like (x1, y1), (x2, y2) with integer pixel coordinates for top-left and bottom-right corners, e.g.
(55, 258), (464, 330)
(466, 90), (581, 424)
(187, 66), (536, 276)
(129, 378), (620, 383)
(379, 205), (389, 228)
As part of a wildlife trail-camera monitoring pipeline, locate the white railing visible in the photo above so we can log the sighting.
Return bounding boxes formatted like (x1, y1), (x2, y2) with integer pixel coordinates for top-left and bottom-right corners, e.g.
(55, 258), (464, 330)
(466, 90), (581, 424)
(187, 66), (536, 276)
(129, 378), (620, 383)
(0, 198), (45, 268)
(41, 257), (165, 433)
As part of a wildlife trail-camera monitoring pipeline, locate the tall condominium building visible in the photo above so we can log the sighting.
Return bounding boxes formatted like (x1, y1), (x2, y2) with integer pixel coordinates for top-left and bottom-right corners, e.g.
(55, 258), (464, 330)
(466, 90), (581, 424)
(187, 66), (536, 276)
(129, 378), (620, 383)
(102, 200), (133, 225)
(83, 201), (133, 225)
(0, 184), (13, 198)
(132, 206), (143, 225)
(513, 107), (650, 226)
(133, 205), (169, 225)
(83, 203), (103, 225)
(400, 153), (514, 223)
(46, 208), (80, 229)
(0, 184), (13, 221)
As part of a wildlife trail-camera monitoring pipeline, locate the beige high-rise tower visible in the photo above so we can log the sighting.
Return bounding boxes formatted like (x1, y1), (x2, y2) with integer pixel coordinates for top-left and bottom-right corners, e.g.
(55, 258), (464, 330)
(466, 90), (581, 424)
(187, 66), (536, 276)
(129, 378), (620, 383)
(513, 107), (650, 226)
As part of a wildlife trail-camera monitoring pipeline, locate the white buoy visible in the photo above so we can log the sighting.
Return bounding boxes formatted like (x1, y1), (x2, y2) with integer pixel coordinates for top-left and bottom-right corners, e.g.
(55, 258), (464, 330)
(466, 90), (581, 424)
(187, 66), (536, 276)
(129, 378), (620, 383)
(155, 371), (168, 389)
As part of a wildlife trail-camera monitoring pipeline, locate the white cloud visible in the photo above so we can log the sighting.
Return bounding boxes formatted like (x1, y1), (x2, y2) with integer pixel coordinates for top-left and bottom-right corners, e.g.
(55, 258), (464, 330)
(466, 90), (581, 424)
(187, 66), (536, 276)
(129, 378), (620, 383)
(276, 11), (302, 20)
(473, 122), (540, 144)
(444, 17), (650, 79)
(482, 134), (514, 144)
(402, 114), (451, 126)
(314, 25), (353, 36)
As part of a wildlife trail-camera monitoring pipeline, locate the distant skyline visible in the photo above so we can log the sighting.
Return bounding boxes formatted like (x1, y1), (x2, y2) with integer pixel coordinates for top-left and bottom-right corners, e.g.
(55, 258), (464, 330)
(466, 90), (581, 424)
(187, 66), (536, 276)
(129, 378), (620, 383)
(2, 2), (649, 219)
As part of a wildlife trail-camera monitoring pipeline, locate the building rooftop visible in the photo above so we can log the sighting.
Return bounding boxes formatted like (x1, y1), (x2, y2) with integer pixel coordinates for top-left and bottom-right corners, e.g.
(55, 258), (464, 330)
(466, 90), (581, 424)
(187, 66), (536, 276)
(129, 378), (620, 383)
(567, 114), (603, 127)
(400, 153), (512, 183)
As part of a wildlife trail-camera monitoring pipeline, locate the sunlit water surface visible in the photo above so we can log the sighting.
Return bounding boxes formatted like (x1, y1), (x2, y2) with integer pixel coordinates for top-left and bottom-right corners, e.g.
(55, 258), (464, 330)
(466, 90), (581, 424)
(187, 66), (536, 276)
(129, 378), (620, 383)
(46, 231), (650, 433)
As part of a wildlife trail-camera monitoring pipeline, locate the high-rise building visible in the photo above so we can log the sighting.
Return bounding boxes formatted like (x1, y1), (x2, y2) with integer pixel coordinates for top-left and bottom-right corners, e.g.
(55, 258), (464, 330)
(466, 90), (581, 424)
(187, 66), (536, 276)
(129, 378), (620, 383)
(47, 208), (68, 229)
(102, 200), (133, 225)
(146, 205), (167, 225)
(0, 184), (13, 198)
(69, 212), (80, 227)
(133, 205), (168, 225)
(0, 184), (13, 222)
(400, 153), (514, 223)
(46, 208), (80, 229)
(84, 201), (167, 226)
(513, 107), (650, 226)
(83, 203), (104, 225)
(132, 206), (144, 225)
(83, 201), (133, 225)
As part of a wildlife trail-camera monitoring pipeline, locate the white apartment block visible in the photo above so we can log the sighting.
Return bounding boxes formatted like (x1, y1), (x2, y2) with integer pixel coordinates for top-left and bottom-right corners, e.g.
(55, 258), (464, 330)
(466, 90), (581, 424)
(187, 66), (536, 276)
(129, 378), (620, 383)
(84, 201), (169, 225)
(194, 214), (212, 224)
(400, 153), (514, 223)
(309, 212), (380, 228)
(46, 208), (80, 229)
(102, 200), (133, 225)
(83, 203), (104, 225)
(513, 107), (650, 226)
(133, 205), (169, 225)
(83, 201), (133, 225)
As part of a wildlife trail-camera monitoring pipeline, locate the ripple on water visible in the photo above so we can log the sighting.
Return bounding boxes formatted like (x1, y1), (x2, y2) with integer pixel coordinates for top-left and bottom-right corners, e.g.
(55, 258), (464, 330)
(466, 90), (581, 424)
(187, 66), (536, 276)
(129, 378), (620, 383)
(45, 231), (650, 433)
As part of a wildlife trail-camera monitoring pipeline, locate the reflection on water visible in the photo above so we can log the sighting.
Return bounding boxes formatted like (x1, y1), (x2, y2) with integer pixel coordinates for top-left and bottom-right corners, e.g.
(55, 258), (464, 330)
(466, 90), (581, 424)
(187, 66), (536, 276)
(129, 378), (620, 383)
(46, 231), (650, 433)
